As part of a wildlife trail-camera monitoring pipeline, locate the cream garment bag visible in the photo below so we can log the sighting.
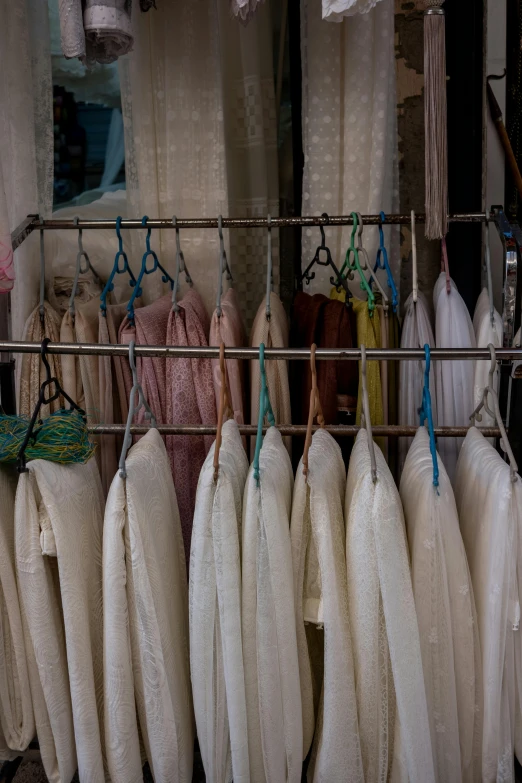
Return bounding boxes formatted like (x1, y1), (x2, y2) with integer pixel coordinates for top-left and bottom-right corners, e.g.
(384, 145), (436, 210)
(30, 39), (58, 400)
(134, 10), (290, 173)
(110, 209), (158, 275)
(15, 458), (105, 783)
(103, 428), (194, 783)
(400, 428), (482, 783)
(242, 426), (302, 783)
(189, 419), (250, 783)
(0, 467), (34, 757)
(291, 428), (363, 783)
(345, 430), (435, 783)
(472, 289), (503, 432)
(455, 428), (522, 783)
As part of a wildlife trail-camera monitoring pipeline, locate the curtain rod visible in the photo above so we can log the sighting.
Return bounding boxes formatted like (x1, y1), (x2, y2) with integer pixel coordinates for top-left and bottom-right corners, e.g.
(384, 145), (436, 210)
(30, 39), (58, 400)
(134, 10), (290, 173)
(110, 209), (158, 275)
(11, 212), (489, 248)
(88, 424), (501, 438)
(1, 341), (520, 361)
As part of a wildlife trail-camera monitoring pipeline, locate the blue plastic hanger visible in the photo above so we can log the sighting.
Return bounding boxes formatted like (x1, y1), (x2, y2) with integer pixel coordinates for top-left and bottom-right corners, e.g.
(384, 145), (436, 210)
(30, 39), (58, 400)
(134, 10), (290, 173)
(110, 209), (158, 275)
(374, 211), (399, 313)
(253, 342), (275, 487)
(100, 216), (140, 318)
(127, 216), (175, 322)
(418, 344), (439, 489)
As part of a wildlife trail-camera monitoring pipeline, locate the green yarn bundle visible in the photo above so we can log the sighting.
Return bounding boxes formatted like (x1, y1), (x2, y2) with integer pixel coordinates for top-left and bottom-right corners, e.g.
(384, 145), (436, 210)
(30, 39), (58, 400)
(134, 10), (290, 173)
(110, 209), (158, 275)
(0, 409), (95, 466)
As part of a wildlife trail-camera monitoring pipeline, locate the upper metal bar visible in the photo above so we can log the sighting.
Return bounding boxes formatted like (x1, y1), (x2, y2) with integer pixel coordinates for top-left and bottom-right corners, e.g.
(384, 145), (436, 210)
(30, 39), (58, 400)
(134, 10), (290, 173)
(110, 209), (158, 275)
(11, 212), (490, 248)
(1, 341), (522, 360)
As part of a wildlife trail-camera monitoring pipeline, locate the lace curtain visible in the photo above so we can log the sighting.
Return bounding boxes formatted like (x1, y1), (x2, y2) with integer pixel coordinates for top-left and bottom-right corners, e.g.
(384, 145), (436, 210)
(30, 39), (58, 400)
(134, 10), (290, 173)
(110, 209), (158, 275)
(118, 0), (279, 327)
(300, 0), (398, 295)
(0, 1), (54, 339)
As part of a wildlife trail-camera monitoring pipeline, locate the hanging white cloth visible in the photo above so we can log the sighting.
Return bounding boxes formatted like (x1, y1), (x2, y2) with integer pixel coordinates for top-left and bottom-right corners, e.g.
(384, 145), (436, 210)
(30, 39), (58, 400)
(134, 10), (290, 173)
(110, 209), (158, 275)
(15, 458), (105, 783)
(300, 0), (398, 295)
(119, 0), (279, 326)
(189, 419), (250, 783)
(400, 427), (483, 783)
(434, 273), (476, 484)
(472, 288), (503, 430)
(291, 428), (363, 782)
(398, 290), (436, 475)
(345, 429), (435, 783)
(322, 0), (385, 20)
(0, 467), (35, 756)
(242, 427), (302, 783)
(455, 427), (521, 783)
(103, 429), (194, 783)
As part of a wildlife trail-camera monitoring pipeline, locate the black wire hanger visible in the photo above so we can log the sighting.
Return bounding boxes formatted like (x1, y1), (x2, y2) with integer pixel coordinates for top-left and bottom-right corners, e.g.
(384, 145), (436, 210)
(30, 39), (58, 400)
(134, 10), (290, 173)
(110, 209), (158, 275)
(17, 338), (86, 473)
(299, 213), (352, 303)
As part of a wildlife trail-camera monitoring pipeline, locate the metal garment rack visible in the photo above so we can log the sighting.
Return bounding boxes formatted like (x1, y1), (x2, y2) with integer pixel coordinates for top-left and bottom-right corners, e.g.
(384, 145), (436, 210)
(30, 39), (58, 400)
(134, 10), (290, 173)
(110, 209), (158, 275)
(2, 210), (516, 439)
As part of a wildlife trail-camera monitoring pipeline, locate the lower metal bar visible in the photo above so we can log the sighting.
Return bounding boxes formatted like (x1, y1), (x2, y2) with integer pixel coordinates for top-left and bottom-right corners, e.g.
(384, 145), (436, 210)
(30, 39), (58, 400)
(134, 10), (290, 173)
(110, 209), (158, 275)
(2, 341), (522, 361)
(89, 424), (501, 437)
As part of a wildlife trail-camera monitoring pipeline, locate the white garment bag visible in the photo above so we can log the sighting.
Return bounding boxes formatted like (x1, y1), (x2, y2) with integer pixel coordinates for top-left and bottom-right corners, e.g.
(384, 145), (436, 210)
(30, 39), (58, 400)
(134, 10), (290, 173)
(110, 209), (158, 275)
(291, 428), (363, 783)
(398, 291), (436, 475)
(189, 419), (250, 783)
(400, 428), (482, 783)
(242, 426), (302, 783)
(472, 288), (503, 431)
(104, 429), (194, 783)
(0, 467), (34, 757)
(455, 427), (522, 783)
(346, 429), (435, 783)
(434, 273), (476, 483)
(15, 458), (105, 783)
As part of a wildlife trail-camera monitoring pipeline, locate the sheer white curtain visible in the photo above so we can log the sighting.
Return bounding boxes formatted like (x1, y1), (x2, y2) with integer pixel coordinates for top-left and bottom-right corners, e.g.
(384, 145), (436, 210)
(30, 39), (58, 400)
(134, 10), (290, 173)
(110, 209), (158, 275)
(118, 0), (279, 326)
(0, 1), (54, 338)
(300, 0), (398, 295)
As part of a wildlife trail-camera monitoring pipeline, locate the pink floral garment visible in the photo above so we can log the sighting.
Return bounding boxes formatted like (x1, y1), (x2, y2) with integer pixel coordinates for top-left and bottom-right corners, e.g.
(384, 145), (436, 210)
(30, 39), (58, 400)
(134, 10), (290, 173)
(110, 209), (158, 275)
(209, 287), (247, 429)
(166, 288), (217, 567)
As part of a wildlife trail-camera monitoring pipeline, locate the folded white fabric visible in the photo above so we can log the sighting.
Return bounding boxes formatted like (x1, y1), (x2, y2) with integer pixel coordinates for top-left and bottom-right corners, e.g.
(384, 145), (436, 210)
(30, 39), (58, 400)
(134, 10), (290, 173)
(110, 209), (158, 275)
(242, 427), (302, 783)
(104, 428), (194, 783)
(455, 427), (522, 783)
(398, 290), (436, 475)
(291, 428), (363, 782)
(346, 429), (435, 783)
(400, 427), (482, 783)
(434, 273), (476, 483)
(190, 419), (250, 783)
(15, 458), (105, 783)
(472, 288), (503, 431)
(0, 467), (34, 757)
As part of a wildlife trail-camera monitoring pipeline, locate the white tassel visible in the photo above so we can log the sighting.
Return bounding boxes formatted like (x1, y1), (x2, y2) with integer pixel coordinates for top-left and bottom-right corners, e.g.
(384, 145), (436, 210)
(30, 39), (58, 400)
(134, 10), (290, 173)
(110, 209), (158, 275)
(424, 1), (448, 240)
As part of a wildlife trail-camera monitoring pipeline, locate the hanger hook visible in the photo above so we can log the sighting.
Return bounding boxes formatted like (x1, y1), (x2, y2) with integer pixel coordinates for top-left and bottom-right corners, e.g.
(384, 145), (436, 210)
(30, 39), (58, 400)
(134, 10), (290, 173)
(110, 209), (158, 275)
(142, 215), (152, 254)
(266, 214), (273, 320)
(360, 344), (377, 483)
(116, 216), (123, 248)
(39, 224), (45, 327)
(411, 210), (418, 304)
(488, 342), (497, 389)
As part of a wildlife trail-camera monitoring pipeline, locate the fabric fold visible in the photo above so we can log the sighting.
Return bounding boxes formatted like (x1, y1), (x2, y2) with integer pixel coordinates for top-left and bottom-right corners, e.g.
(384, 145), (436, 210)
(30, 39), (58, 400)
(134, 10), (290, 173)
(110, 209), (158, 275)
(210, 287), (247, 429)
(189, 419), (250, 783)
(242, 427), (302, 783)
(18, 301), (64, 418)
(472, 288), (503, 431)
(103, 428), (194, 783)
(15, 458), (105, 783)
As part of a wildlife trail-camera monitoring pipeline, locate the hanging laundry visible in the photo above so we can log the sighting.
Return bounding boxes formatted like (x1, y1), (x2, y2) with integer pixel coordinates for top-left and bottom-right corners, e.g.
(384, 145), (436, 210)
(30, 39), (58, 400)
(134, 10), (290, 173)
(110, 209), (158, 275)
(291, 292), (359, 426)
(58, 0), (133, 64)
(291, 429), (363, 782)
(400, 428), (483, 783)
(472, 288), (503, 430)
(346, 429), (435, 783)
(322, 0), (387, 20)
(60, 296), (101, 423)
(0, 467), (34, 757)
(210, 287), (247, 430)
(190, 419), (249, 783)
(434, 273), (476, 483)
(18, 301), (64, 418)
(242, 427), (302, 783)
(15, 458), (105, 783)
(166, 288), (216, 566)
(455, 428), (522, 783)
(251, 292), (292, 456)
(103, 429), (194, 783)
(231, 0), (265, 23)
(398, 291), (437, 475)
(377, 304), (400, 468)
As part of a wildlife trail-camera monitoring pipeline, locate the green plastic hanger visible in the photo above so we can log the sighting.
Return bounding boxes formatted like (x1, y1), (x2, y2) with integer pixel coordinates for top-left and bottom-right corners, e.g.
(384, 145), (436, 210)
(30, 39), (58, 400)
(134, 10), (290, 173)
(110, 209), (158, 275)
(339, 212), (376, 314)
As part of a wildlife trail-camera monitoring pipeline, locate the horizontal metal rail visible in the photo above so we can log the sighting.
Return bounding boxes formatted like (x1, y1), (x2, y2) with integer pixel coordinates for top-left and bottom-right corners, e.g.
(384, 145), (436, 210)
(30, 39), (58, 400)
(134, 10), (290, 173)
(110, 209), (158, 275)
(0, 342), (520, 361)
(89, 424), (501, 437)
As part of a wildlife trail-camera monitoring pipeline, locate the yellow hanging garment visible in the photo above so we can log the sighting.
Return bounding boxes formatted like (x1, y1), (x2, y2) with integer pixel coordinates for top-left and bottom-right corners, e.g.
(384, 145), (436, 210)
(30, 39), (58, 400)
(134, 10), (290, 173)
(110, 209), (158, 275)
(330, 288), (383, 426)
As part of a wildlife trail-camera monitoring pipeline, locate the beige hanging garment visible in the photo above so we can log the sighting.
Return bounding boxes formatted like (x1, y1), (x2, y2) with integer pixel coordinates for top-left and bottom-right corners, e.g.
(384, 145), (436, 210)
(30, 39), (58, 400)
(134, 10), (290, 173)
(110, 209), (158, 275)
(209, 287), (247, 429)
(0, 467), (35, 756)
(18, 301), (64, 417)
(250, 292), (291, 456)
(15, 458), (106, 783)
(104, 429), (194, 783)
